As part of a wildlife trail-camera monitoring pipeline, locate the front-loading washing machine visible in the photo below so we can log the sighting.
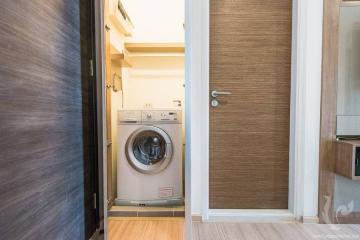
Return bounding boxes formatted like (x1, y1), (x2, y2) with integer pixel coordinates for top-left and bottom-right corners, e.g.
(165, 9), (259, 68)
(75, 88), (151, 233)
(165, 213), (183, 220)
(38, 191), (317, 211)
(115, 109), (183, 206)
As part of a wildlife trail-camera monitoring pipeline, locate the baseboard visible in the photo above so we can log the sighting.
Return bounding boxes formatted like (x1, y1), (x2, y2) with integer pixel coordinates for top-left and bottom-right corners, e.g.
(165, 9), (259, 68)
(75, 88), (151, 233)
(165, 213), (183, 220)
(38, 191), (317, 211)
(192, 214), (202, 222)
(206, 209), (296, 223)
(302, 216), (320, 224)
(336, 212), (360, 224)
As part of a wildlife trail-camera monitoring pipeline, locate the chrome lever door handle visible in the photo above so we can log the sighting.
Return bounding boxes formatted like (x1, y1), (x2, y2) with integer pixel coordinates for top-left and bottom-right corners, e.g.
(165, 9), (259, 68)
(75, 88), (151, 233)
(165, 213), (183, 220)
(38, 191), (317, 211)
(211, 90), (232, 98)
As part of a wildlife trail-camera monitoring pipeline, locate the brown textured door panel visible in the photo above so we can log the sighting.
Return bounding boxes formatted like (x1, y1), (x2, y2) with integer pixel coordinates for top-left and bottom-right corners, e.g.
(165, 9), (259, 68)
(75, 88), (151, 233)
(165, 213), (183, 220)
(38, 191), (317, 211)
(209, 0), (292, 209)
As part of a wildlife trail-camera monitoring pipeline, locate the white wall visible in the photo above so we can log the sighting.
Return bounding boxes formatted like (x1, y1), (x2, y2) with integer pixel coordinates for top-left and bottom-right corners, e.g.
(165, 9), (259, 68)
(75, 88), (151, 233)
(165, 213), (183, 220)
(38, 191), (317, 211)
(122, 57), (185, 109)
(113, 0), (185, 110)
(122, 0), (185, 43)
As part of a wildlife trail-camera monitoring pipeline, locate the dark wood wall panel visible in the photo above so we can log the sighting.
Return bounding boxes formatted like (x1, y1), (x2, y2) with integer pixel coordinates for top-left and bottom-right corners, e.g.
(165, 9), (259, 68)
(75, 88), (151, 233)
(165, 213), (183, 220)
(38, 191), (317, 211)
(0, 0), (96, 239)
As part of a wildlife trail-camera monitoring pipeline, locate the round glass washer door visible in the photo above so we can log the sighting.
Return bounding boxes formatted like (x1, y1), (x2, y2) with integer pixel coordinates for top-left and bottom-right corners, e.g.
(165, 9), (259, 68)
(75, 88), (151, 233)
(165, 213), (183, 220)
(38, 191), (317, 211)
(125, 126), (173, 174)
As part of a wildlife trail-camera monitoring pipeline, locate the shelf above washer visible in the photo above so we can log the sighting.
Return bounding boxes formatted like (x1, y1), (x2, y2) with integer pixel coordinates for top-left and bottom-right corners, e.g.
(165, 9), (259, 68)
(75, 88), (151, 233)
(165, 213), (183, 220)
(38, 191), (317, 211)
(125, 43), (185, 57)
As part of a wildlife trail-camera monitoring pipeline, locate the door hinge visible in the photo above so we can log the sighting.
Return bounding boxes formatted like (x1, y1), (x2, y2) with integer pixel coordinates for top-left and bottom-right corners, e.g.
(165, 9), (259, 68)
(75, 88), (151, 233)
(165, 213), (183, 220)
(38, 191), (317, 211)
(89, 59), (94, 77)
(93, 193), (97, 209)
(105, 24), (110, 32)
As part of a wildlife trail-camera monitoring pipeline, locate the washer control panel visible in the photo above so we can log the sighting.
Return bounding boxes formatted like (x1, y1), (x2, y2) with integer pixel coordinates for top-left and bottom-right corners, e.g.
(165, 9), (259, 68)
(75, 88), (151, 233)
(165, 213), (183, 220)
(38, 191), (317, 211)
(118, 110), (182, 124)
(141, 110), (182, 123)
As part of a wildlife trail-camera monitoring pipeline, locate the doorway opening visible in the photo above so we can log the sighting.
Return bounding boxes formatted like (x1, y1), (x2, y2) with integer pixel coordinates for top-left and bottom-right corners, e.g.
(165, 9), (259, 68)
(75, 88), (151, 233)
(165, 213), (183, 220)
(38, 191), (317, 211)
(101, 0), (186, 239)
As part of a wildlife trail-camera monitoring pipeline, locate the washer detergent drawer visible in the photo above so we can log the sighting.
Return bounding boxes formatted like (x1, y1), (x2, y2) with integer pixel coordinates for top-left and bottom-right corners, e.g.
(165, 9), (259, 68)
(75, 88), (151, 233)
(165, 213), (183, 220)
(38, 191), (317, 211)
(118, 110), (142, 124)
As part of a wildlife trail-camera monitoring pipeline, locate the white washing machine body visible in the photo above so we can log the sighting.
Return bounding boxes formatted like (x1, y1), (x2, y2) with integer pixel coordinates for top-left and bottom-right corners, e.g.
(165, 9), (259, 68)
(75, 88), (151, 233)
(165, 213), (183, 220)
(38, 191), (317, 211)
(116, 109), (183, 206)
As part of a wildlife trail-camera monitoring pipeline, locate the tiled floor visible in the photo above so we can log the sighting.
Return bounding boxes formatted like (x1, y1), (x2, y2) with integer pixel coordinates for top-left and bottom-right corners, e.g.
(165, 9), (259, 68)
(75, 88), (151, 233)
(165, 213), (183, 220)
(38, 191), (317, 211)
(192, 222), (360, 240)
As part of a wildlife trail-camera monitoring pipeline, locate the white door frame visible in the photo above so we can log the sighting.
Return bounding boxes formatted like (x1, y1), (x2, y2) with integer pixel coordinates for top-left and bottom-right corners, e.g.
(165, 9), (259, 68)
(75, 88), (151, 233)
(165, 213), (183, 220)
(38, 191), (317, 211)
(187, 0), (323, 222)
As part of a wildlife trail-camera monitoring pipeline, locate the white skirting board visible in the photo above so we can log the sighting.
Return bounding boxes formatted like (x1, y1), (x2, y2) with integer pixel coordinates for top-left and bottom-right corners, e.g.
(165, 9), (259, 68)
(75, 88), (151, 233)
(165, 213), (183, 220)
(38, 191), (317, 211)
(302, 216), (320, 224)
(191, 214), (202, 222)
(202, 210), (297, 223)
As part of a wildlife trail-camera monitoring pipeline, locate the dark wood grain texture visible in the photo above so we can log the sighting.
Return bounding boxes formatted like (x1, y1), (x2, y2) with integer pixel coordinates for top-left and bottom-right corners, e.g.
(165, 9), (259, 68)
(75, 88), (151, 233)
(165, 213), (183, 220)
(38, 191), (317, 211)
(336, 213), (360, 224)
(209, 0), (292, 209)
(0, 0), (97, 239)
(80, 0), (99, 237)
(318, 0), (341, 224)
(335, 140), (360, 180)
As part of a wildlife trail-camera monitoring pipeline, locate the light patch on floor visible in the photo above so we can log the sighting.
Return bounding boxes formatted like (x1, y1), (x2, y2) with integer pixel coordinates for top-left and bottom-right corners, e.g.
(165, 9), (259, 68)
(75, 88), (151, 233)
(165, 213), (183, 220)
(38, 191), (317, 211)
(192, 222), (360, 240)
(108, 217), (184, 240)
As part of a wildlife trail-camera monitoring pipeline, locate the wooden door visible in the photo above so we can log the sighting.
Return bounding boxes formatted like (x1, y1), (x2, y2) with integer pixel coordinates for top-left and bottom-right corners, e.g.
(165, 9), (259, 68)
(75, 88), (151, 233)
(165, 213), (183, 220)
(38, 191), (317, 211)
(0, 0), (98, 239)
(209, 0), (292, 209)
(104, 0), (114, 208)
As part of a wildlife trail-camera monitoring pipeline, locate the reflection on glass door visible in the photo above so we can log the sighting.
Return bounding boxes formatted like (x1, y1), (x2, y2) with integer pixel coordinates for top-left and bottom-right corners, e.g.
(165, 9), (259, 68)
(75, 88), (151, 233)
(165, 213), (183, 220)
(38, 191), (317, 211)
(337, 5), (360, 136)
